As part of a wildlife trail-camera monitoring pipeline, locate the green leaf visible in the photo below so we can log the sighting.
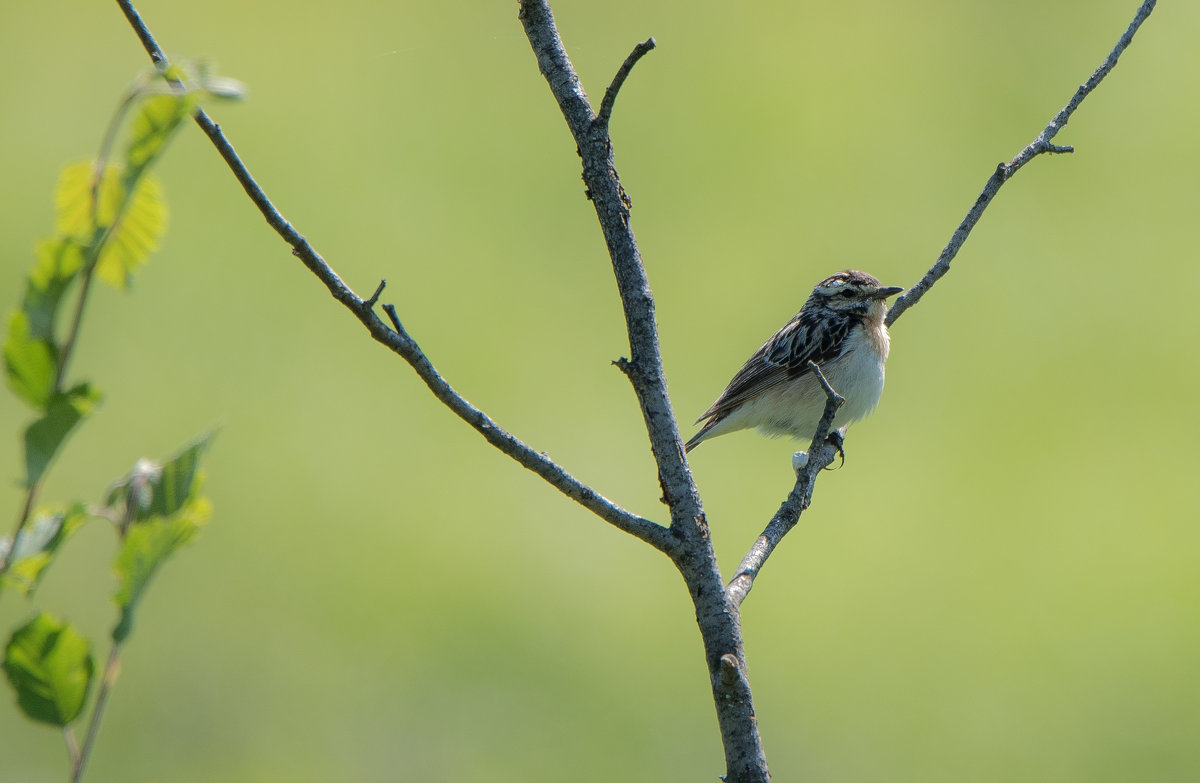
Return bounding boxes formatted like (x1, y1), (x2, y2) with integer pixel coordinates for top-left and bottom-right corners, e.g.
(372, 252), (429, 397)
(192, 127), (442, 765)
(107, 432), (215, 643)
(125, 93), (195, 175)
(111, 497), (211, 643)
(24, 238), (85, 344)
(106, 431), (215, 522)
(23, 384), (101, 488)
(0, 504), (90, 597)
(54, 161), (112, 241)
(4, 311), (57, 410)
(3, 612), (95, 726)
(53, 161), (169, 290)
(94, 173), (167, 290)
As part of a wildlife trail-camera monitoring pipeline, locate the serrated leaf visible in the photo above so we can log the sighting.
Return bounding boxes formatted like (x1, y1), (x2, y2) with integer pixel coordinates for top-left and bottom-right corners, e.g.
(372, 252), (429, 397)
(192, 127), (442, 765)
(23, 384), (101, 488)
(112, 497), (210, 643)
(54, 161), (116, 240)
(53, 161), (169, 290)
(125, 93), (194, 174)
(106, 432), (216, 642)
(3, 613), (94, 726)
(94, 173), (167, 290)
(4, 311), (57, 410)
(0, 504), (90, 597)
(106, 431), (215, 521)
(23, 237), (85, 344)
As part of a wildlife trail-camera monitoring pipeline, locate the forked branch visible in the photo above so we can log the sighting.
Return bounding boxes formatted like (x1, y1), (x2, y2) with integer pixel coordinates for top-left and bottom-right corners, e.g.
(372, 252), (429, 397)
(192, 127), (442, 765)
(732, 0), (1158, 608)
(113, 0), (671, 553)
(110, 1), (1160, 782)
(886, 0), (1157, 328)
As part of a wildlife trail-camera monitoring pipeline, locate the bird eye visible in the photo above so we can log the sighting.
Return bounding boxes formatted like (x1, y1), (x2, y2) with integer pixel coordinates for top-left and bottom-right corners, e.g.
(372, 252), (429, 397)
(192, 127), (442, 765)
(840, 289), (855, 298)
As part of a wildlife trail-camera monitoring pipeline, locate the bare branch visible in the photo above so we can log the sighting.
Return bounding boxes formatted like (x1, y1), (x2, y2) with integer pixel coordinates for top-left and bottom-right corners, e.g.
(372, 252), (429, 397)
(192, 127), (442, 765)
(807, 360), (846, 409)
(517, 0), (701, 531)
(114, 0), (168, 70)
(111, 2), (1160, 782)
(376, 304), (671, 551)
(886, 0), (1157, 328)
(113, 0), (670, 554)
(727, 363), (844, 607)
(596, 38), (656, 132)
(732, 0), (1160, 595)
(518, 3), (769, 779)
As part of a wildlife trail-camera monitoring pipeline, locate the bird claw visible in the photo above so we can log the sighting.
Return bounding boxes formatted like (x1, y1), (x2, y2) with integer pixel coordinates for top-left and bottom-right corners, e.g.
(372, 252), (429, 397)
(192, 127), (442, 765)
(825, 428), (846, 470)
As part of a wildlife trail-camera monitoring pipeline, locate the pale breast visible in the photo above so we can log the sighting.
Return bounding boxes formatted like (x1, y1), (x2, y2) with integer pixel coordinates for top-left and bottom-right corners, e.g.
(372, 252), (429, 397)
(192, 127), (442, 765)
(823, 324), (888, 427)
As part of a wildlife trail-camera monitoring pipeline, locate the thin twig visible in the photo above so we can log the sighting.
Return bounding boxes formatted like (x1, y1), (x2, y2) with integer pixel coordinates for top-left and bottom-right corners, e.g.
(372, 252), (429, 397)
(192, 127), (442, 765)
(72, 645), (121, 783)
(596, 38), (656, 132)
(53, 266), (98, 393)
(518, 3), (767, 779)
(730, 0), (1157, 591)
(887, 0), (1156, 328)
(107, 3), (1160, 782)
(806, 360), (845, 408)
(4, 55), (155, 575)
(3, 256), (98, 570)
(518, 0), (699, 528)
(727, 363), (843, 607)
(378, 303), (670, 550)
(363, 279), (386, 310)
(113, 0), (671, 554)
(63, 726), (80, 768)
(114, 0), (168, 70)
(0, 484), (39, 574)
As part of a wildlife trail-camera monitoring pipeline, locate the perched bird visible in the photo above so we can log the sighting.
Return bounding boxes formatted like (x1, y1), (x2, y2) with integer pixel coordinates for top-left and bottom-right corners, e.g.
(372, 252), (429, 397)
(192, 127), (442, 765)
(685, 270), (902, 454)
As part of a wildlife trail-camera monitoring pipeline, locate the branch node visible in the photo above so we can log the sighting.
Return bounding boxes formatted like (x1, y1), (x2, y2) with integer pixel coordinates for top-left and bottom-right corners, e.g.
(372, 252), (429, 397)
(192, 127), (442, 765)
(595, 37), (657, 132)
(718, 654), (741, 685)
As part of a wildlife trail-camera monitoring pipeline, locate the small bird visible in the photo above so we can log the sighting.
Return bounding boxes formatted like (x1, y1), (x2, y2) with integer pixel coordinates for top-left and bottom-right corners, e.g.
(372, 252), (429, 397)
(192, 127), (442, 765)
(685, 270), (902, 454)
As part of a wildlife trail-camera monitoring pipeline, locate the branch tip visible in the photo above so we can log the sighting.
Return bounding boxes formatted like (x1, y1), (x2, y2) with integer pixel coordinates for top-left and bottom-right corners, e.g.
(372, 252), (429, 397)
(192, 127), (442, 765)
(596, 37), (657, 131)
(887, 0), (1155, 330)
(364, 279), (387, 310)
(381, 303), (404, 335)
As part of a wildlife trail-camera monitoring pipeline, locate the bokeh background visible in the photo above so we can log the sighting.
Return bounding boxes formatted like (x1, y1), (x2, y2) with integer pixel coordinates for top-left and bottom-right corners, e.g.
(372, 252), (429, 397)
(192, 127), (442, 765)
(2, 1), (1199, 781)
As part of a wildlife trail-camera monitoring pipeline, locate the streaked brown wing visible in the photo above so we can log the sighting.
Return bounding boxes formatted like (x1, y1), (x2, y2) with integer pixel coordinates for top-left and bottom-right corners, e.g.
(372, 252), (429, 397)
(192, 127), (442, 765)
(696, 309), (853, 423)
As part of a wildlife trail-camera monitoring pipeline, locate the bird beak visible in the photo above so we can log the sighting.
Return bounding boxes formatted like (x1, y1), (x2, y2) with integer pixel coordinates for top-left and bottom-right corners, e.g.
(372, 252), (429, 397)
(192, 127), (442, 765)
(874, 286), (904, 299)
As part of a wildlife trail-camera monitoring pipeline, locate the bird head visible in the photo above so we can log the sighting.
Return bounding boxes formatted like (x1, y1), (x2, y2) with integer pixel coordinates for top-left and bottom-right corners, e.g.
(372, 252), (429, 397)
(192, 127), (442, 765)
(807, 270), (903, 316)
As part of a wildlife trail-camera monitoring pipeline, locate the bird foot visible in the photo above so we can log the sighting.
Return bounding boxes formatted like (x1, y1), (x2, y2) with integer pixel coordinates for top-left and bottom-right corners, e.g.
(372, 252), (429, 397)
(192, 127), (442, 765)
(826, 428), (846, 469)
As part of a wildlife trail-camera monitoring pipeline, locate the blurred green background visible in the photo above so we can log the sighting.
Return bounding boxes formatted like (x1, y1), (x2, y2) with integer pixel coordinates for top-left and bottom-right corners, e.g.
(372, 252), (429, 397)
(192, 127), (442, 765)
(3, 1), (1199, 781)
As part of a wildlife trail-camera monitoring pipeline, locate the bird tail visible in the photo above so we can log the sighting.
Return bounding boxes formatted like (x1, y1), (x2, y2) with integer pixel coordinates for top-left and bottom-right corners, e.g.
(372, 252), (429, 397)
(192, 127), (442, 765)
(684, 419), (717, 453)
